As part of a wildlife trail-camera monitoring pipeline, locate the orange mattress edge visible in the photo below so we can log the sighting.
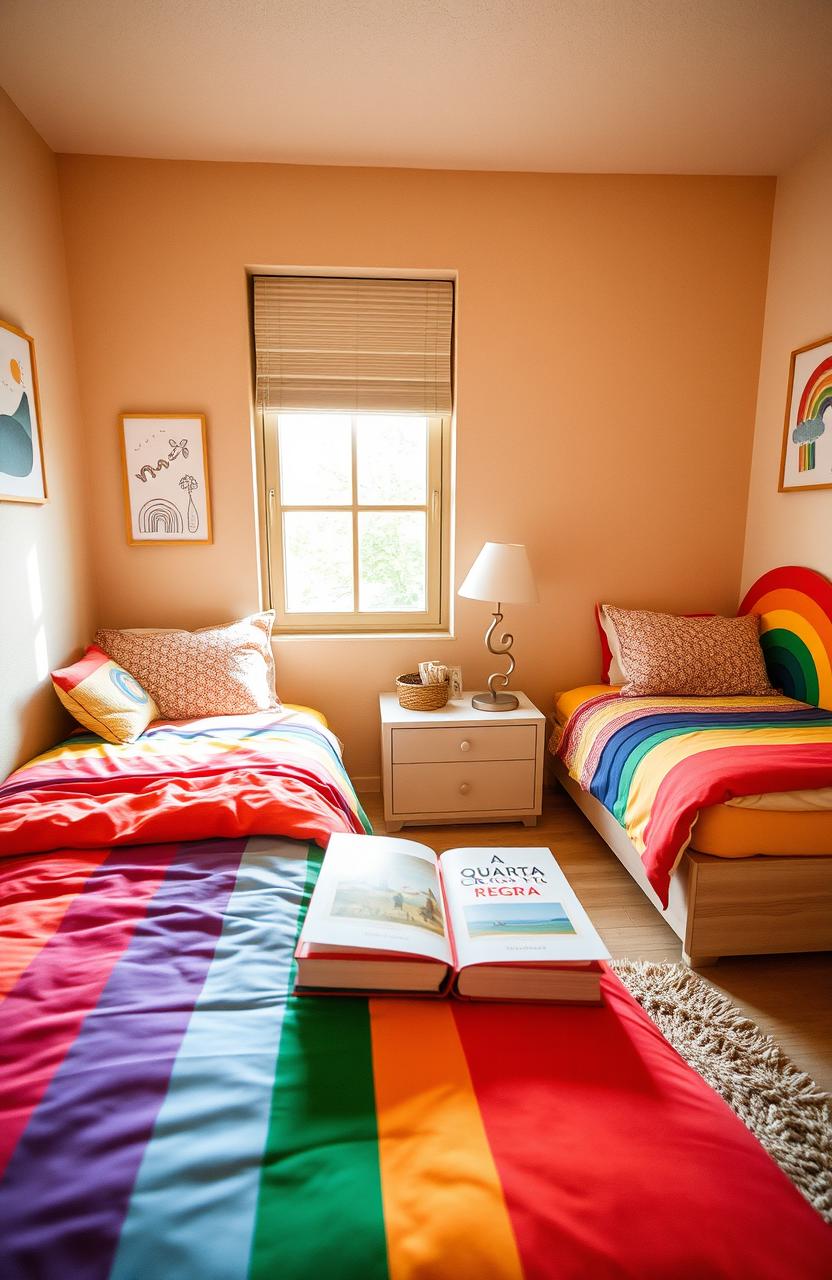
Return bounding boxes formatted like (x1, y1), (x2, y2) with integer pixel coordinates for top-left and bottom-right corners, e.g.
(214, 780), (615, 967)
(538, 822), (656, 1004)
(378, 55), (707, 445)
(690, 806), (832, 857)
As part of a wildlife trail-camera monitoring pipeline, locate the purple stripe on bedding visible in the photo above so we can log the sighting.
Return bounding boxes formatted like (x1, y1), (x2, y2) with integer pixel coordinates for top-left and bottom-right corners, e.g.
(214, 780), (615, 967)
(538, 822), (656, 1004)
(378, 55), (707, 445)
(0, 843), (178, 1176)
(0, 839), (246, 1280)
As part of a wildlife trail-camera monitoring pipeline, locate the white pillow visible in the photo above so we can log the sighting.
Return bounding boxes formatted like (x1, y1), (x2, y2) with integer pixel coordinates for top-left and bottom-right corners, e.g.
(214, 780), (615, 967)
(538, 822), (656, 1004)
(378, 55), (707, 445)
(599, 604), (628, 685)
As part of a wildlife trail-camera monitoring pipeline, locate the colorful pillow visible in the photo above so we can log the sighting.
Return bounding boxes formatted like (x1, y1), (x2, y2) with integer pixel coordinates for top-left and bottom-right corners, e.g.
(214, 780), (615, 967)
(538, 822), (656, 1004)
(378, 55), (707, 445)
(601, 606), (774, 697)
(95, 612), (280, 720)
(52, 645), (159, 743)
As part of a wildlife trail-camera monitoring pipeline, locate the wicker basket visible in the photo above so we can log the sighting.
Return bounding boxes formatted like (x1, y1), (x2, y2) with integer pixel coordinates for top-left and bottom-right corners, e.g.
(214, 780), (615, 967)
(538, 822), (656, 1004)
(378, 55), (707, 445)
(395, 672), (450, 711)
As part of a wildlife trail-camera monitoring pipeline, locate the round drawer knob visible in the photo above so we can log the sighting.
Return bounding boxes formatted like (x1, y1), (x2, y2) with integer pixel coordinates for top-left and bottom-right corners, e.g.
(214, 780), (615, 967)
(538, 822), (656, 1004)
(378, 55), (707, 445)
(459, 782), (471, 795)
(459, 740), (471, 752)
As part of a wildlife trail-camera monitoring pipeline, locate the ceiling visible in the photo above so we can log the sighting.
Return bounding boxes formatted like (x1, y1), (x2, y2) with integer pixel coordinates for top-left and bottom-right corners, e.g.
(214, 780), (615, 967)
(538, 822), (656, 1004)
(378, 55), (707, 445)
(2, 0), (831, 175)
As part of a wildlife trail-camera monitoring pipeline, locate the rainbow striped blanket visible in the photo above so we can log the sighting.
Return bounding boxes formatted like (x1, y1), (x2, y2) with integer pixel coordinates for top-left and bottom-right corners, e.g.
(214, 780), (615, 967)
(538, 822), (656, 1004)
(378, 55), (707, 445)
(0, 710), (370, 855)
(557, 690), (832, 904)
(2, 839), (830, 1278)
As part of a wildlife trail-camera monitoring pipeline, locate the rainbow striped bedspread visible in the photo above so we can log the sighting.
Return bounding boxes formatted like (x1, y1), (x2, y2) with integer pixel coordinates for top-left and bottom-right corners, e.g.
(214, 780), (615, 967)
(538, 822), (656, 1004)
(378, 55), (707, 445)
(1, 713), (830, 1274)
(557, 690), (832, 904)
(0, 709), (370, 856)
(2, 839), (830, 1279)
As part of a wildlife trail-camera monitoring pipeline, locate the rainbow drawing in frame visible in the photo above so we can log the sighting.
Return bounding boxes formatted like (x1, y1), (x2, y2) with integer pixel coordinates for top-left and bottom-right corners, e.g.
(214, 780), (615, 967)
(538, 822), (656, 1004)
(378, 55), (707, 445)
(779, 334), (832, 493)
(120, 413), (212, 545)
(0, 319), (47, 504)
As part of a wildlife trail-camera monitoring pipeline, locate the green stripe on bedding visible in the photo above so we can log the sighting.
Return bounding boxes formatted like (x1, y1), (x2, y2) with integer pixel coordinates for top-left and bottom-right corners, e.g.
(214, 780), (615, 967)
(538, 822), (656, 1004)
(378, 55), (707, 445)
(247, 853), (389, 1280)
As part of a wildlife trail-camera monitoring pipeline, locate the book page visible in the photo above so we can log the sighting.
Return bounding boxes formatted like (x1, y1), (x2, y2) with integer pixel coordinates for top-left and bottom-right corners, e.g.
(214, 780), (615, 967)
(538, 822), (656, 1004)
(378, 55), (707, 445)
(299, 833), (452, 964)
(440, 847), (609, 971)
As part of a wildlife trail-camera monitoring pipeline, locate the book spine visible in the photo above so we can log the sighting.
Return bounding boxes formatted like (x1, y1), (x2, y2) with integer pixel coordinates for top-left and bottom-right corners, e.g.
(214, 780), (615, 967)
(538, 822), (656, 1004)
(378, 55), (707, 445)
(437, 861), (460, 977)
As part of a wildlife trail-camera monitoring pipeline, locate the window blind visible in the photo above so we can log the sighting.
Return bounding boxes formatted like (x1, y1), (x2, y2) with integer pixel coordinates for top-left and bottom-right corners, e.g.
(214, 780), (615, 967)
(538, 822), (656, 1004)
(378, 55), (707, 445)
(253, 276), (453, 414)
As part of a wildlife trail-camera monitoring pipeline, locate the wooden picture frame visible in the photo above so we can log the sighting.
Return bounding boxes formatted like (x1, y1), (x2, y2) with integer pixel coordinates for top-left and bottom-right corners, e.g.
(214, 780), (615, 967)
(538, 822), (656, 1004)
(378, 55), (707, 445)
(0, 318), (47, 504)
(120, 413), (213, 545)
(778, 334), (832, 492)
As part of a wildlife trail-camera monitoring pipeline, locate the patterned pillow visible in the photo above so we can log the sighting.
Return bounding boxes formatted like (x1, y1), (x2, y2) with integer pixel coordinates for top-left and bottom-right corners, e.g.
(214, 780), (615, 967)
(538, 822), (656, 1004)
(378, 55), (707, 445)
(602, 607), (774, 697)
(52, 645), (159, 743)
(596, 603), (717, 685)
(95, 612), (280, 720)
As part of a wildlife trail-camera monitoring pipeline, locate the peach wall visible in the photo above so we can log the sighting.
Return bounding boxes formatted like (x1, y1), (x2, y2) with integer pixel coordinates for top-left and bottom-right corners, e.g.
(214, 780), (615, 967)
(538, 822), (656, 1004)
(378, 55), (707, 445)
(0, 91), (93, 778)
(57, 157), (774, 782)
(742, 134), (832, 592)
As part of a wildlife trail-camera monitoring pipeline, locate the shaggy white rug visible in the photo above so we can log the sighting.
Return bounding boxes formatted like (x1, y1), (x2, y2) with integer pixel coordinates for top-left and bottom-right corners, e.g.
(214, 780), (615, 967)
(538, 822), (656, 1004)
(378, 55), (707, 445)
(612, 960), (831, 1222)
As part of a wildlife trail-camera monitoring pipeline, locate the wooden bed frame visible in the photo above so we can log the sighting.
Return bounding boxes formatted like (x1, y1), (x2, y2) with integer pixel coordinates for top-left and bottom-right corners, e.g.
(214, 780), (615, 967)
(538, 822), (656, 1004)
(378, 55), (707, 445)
(550, 565), (832, 962)
(552, 757), (832, 966)
(551, 566), (832, 966)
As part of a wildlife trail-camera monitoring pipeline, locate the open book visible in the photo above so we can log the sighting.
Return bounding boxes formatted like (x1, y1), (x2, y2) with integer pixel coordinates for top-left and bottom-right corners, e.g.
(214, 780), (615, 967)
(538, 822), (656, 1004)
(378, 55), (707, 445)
(295, 835), (609, 1002)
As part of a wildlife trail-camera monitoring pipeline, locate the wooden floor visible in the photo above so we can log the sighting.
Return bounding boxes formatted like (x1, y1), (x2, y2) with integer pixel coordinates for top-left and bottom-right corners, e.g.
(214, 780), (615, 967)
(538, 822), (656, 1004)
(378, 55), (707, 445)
(359, 785), (832, 1093)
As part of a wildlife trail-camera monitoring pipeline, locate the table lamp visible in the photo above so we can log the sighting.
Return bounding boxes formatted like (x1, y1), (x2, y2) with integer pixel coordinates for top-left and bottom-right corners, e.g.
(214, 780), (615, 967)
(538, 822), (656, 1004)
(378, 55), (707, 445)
(458, 541), (538, 711)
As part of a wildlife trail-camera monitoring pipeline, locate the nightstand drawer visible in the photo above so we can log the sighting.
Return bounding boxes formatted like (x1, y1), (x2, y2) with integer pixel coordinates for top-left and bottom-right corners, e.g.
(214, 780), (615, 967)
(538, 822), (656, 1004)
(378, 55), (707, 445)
(392, 759), (536, 815)
(391, 724), (536, 765)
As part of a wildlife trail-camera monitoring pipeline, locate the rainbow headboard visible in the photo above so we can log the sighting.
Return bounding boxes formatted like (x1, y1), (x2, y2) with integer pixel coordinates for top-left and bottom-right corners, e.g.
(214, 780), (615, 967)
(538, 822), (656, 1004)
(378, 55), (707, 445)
(739, 566), (832, 709)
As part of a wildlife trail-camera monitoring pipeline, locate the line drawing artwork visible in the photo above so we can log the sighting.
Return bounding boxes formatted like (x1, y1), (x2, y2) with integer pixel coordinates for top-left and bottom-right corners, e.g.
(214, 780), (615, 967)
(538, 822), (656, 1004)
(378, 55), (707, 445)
(135, 458), (170, 482)
(179, 474), (200, 532)
(138, 498), (184, 534)
(122, 414), (211, 542)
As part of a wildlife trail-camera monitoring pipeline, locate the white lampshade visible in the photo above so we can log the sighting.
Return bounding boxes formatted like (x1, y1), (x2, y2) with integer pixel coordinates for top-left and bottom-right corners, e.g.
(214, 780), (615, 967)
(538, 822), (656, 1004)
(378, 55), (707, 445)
(458, 542), (538, 605)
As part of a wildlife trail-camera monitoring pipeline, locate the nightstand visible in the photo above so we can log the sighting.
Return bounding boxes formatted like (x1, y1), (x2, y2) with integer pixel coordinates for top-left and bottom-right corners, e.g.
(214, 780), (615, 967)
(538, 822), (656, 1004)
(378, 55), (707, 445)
(379, 691), (545, 831)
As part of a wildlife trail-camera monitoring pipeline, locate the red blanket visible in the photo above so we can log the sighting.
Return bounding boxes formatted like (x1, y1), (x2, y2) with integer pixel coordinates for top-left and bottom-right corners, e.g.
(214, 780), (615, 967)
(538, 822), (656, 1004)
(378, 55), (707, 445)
(0, 712), (370, 856)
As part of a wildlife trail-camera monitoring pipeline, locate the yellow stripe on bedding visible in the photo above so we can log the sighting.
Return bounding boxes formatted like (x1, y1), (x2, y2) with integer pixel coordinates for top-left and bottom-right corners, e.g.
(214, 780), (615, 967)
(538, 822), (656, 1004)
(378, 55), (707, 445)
(567, 695), (798, 781)
(282, 703), (328, 727)
(15, 710), (331, 775)
(11, 737), (116, 772)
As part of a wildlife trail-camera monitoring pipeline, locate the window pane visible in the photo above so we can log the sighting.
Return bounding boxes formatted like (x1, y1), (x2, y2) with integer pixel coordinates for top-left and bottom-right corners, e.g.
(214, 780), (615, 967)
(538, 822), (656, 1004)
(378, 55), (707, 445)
(284, 511), (353, 611)
(278, 413), (351, 504)
(356, 415), (427, 505)
(358, 511), (426, 611)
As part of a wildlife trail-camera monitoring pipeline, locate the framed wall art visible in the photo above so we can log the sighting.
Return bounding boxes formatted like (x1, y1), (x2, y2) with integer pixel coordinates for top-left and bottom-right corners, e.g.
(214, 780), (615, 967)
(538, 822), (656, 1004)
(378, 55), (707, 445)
(0, 319), (47, 503)
(779, 334), (832, 493)
(120, 412), (212, 544)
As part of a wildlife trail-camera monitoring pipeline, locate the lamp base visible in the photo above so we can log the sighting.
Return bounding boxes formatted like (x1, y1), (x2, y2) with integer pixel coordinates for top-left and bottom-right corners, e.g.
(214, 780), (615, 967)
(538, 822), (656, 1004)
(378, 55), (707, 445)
(472, 691), (519, 712)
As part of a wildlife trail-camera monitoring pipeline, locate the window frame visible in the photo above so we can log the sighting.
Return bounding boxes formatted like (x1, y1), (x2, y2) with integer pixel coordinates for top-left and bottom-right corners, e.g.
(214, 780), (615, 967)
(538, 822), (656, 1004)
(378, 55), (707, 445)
(259, 410), (452, 634)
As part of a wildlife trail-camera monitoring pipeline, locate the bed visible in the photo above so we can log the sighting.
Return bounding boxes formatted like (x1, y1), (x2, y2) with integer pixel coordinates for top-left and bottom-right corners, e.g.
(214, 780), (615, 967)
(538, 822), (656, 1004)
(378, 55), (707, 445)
(551, 567), (832, 966)
(1, 703), (831, 1276)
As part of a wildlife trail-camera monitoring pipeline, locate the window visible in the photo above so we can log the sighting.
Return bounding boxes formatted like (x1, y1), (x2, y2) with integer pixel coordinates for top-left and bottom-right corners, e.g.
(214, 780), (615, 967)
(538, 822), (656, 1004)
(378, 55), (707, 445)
(263, 410), (448, 630)
(253, 276), (453, 633)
